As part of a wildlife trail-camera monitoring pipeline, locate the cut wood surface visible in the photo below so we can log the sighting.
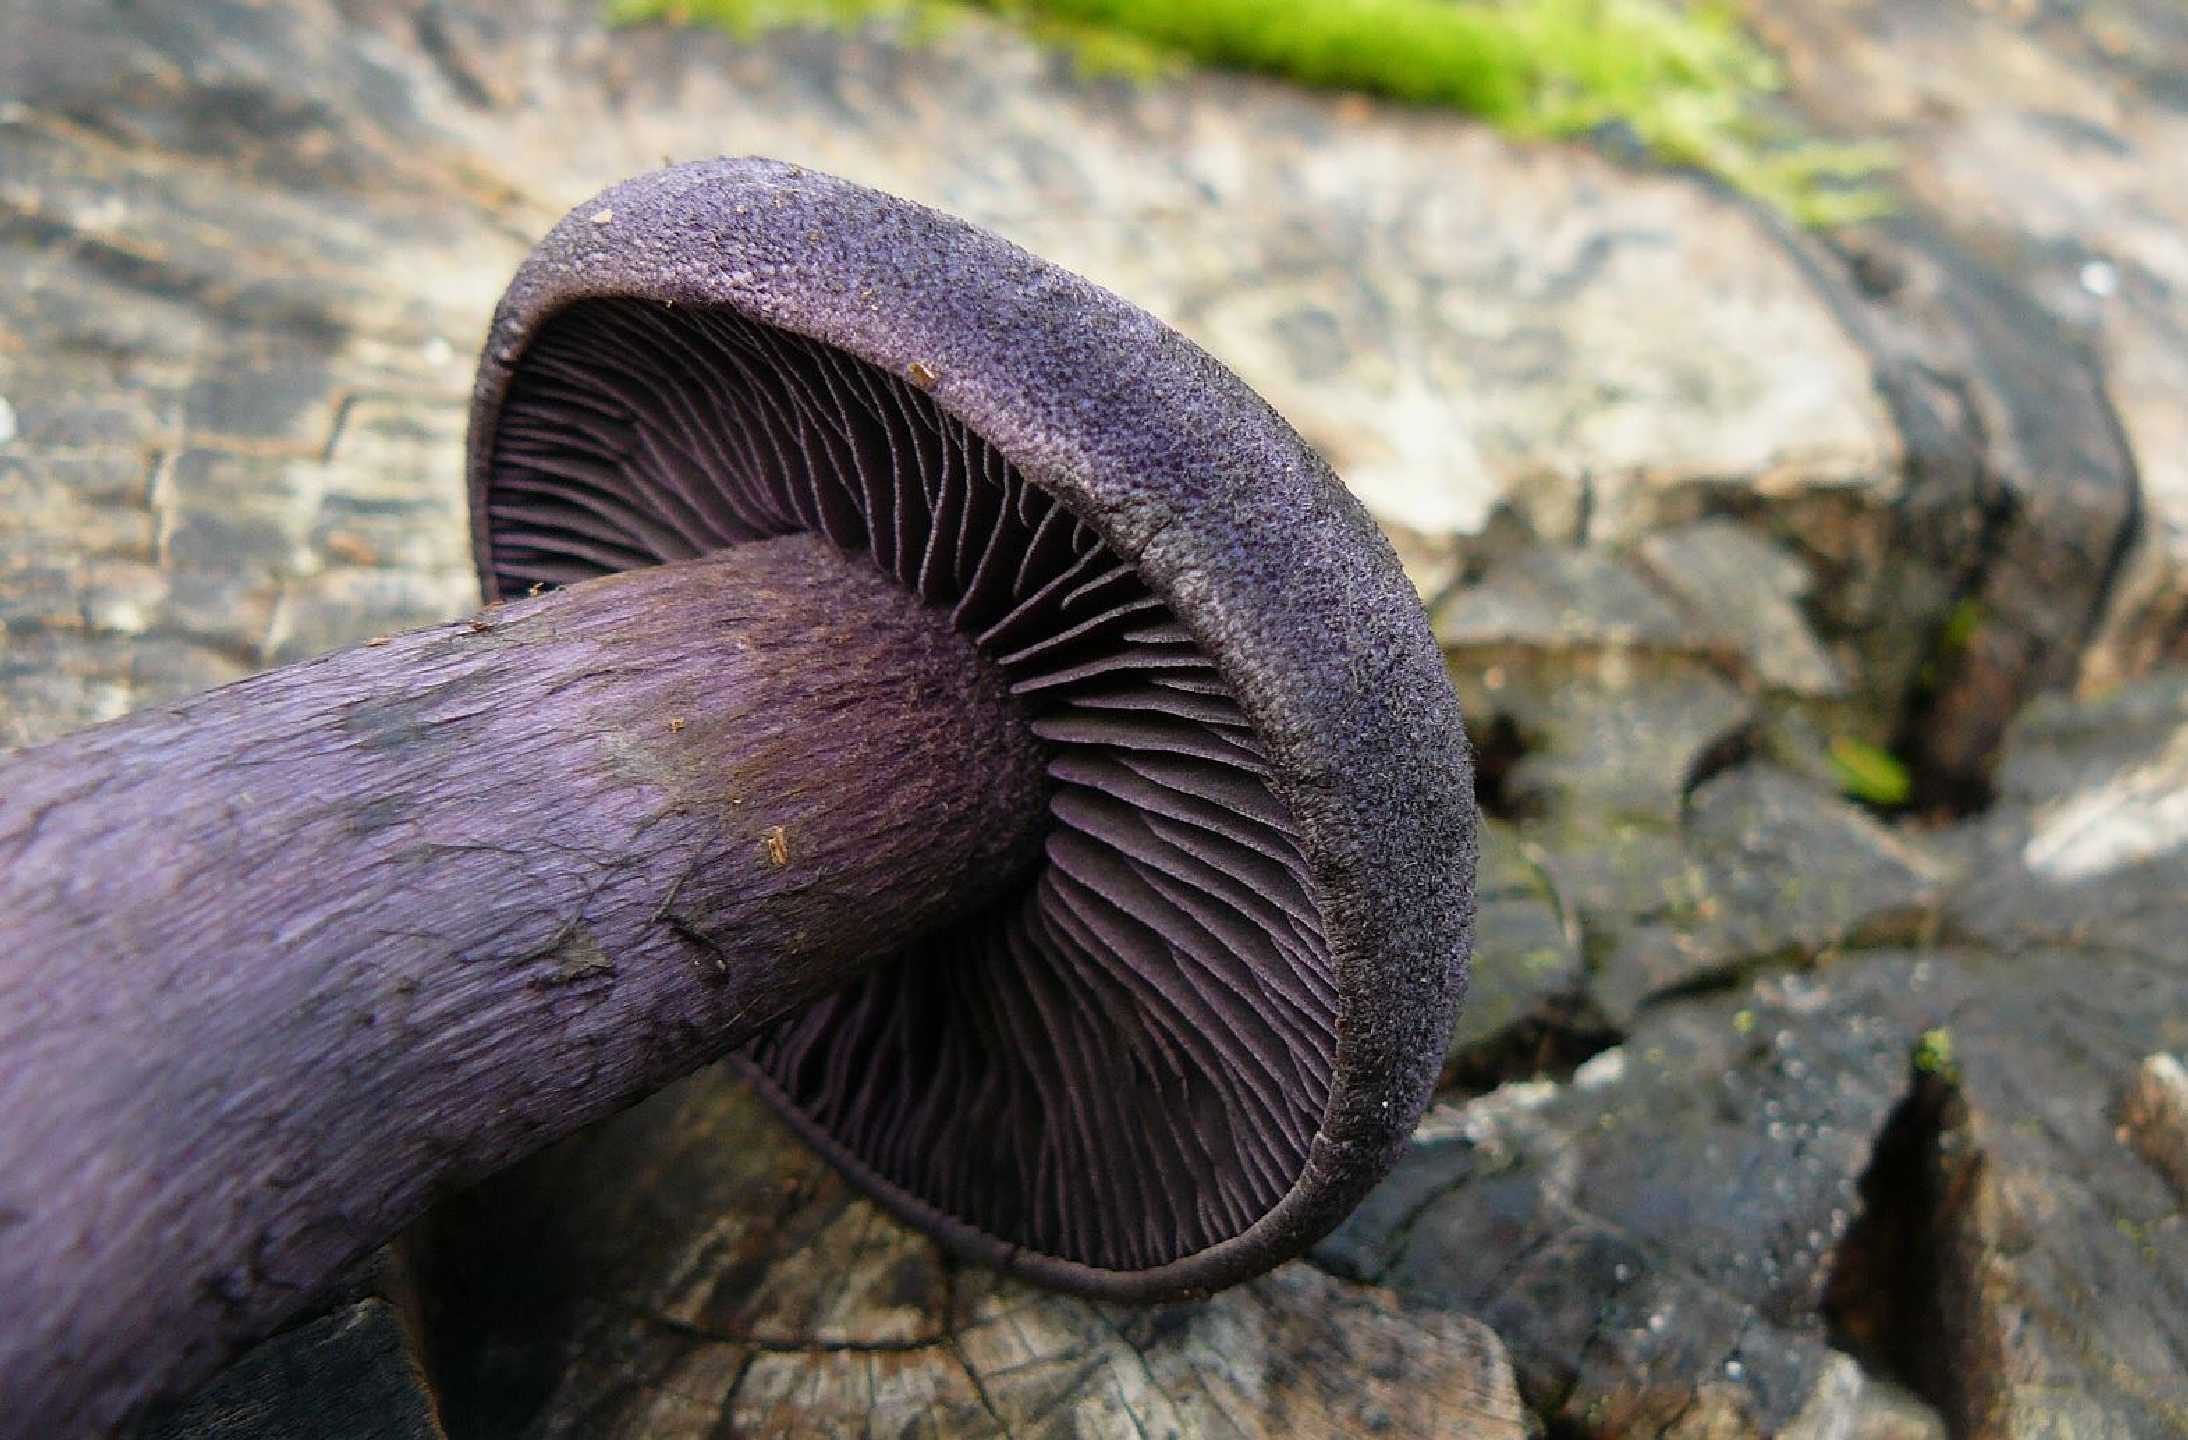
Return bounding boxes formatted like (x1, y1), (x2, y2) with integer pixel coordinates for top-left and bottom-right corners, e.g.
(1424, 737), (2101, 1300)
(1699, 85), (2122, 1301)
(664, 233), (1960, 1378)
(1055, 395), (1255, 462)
(3, 0), (2185, 1435)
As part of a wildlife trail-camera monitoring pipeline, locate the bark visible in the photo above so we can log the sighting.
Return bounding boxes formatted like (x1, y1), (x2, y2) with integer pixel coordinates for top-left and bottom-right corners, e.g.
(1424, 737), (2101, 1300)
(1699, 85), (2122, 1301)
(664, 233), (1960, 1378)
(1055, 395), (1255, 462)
(0, 533), (1051, 1438)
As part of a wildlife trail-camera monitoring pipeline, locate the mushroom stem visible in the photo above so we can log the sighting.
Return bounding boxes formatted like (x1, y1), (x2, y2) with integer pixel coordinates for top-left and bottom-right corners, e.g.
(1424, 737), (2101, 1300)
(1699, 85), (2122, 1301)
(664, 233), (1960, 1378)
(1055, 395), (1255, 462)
(0, 532), (1052, 1436)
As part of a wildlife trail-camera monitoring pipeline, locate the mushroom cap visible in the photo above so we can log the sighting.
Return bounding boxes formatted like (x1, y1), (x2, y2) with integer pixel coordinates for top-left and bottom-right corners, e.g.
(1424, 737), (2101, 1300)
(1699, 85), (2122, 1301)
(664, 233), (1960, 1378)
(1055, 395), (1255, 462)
(466, 158), (1476, 1301)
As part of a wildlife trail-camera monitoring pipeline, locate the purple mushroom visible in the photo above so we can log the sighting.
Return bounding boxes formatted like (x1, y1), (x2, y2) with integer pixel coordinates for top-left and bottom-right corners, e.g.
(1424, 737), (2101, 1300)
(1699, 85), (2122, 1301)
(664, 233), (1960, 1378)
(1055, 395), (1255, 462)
(0, 159), (1477, 1436)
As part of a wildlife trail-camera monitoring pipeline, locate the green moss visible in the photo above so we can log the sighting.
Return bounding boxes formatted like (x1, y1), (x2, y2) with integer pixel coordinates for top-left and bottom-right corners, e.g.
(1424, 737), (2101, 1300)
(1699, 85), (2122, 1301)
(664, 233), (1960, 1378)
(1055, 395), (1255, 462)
(1828, 734), (1912, 809)
(1913, 1026), (1958, 1081)
(1520, 945), (1567, 974)
(606, 0), (1895, 225)
(1940, 596), (1984, 654)
(607, 0), (940, 37)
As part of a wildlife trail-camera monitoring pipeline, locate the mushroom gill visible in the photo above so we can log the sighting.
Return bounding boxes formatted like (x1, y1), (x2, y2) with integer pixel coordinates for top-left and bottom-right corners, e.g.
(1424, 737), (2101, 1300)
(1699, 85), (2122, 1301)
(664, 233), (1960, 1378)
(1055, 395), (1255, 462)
(486, 297), (1336, 1272)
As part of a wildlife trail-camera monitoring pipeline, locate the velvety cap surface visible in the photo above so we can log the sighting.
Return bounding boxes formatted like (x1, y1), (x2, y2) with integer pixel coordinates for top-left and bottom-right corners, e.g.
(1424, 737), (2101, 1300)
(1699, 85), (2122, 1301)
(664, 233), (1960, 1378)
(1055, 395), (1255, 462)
(468, 158), (1476, 1300)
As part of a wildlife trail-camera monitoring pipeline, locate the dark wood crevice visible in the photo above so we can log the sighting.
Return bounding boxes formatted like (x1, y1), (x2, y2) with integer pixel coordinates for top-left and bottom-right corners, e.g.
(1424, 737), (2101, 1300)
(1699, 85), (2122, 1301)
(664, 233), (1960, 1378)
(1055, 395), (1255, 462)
(1820, 1061), (1967, 1429)
(1441, 999), (1625, 1099)
(1470, 711), (1541, 823)
(1760, 200), (2147, 824)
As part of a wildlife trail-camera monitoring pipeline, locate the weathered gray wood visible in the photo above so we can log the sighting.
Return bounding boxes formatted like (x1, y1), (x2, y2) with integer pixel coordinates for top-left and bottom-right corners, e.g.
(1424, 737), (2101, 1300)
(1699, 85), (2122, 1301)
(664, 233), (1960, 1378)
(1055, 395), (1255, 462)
(2126, 1055), (2188, 1202)
(415, 1067), (1532, 1440)
(135, 1300), (445, 1440)
(1749, 0), (2188, 706)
